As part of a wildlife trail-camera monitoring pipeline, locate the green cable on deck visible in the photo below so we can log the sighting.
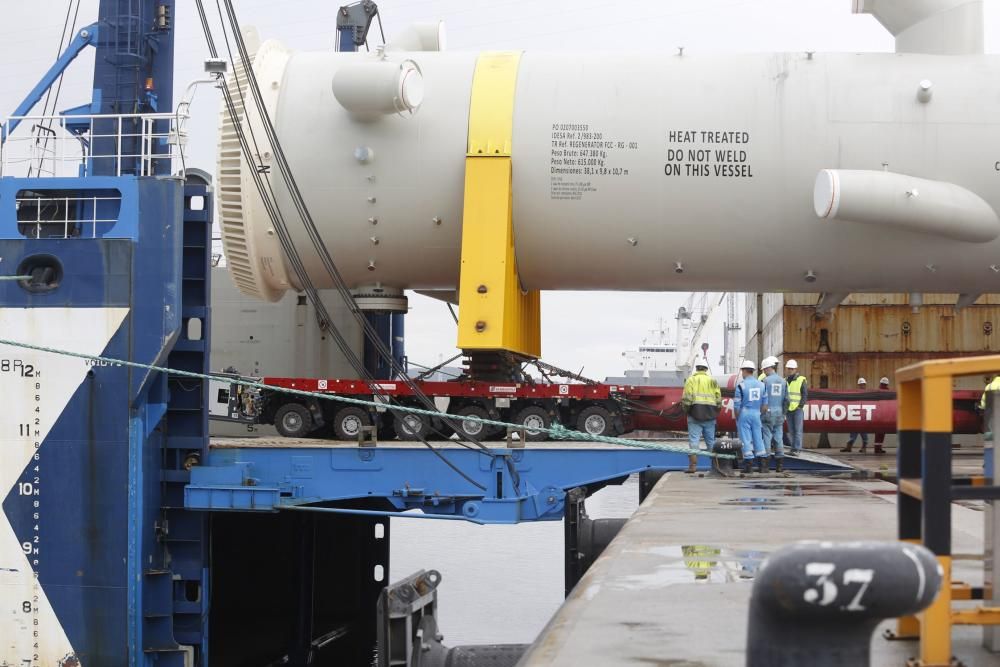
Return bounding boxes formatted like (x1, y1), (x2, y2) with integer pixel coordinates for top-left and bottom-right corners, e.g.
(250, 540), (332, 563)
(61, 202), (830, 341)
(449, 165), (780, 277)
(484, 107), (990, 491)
(0, 337), (735, 459)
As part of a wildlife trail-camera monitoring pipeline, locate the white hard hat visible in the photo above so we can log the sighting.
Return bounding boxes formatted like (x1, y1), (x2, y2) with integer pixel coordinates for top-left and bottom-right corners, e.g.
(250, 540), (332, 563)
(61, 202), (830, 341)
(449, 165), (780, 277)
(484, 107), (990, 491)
(740, 359), (756, 371)
(760, 356), (778, 369)
(695, 359), (709, 369)
(857, 377), (867, 385)
(785, 359), (798, 369)
(879, 376), (890, 385)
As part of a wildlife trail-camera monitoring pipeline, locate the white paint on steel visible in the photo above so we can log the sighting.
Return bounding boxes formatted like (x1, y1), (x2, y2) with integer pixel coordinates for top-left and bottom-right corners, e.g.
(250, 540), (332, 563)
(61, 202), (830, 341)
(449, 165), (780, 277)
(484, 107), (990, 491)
(385, 21), (447, 53)
(246, 49), (475, 297)
(217, 37), (292, 301)
(0, 306), (128, 666)
(813, 169), (840, 219)
(814, 169), (1000, 243)
(332, 59), (424, 117)
(917, 79), (934, 102)
(221, 43), (1000, 298)
(854, 0), (985, 55)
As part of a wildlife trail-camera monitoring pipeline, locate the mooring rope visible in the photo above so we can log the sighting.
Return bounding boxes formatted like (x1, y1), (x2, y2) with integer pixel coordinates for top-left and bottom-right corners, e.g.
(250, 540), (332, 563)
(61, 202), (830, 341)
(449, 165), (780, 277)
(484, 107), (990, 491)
(0, 337), (735, 459)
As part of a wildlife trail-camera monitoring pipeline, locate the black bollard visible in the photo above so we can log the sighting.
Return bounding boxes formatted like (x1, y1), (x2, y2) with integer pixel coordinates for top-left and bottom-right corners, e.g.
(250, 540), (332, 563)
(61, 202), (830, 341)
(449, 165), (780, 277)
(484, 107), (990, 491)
(747, 541), (941, 667)
(712, 440), (741, 476)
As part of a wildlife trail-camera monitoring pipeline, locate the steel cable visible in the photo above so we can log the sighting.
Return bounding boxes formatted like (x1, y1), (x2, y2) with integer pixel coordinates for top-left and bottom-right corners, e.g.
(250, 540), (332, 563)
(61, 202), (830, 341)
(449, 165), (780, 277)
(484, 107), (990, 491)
(213, 0), (496, 453)
(197, 0), (492, 490)
(0, 336), (734, 459)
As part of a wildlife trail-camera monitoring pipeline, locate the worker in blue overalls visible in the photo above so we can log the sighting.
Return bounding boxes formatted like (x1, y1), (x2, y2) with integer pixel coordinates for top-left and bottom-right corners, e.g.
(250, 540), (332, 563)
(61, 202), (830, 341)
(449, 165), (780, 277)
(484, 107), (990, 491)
(734, 359), (766, 474)
(760, 356), (789, 473)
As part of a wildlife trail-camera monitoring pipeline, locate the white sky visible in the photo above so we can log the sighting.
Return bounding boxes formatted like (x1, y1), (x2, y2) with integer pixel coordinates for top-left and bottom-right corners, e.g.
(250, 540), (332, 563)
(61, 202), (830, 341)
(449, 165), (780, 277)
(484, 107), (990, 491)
(2, 1), (997, 379)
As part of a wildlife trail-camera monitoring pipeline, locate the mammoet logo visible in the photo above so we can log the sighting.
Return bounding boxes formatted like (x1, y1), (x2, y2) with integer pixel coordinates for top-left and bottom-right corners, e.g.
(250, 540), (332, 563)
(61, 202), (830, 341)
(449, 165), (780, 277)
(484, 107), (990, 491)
(722, 399), (876, 422)
(802, 403), (876, 422)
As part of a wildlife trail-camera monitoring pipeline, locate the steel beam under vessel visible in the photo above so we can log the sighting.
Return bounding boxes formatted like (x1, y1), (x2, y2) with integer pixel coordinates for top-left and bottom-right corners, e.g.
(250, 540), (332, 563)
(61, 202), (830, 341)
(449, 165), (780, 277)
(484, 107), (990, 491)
(222, 45), (1000, 301)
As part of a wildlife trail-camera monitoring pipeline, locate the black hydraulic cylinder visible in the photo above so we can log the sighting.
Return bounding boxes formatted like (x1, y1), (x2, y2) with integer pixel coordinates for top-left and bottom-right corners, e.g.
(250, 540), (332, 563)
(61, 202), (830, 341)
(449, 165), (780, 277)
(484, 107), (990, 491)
(747, 541), (941, 667)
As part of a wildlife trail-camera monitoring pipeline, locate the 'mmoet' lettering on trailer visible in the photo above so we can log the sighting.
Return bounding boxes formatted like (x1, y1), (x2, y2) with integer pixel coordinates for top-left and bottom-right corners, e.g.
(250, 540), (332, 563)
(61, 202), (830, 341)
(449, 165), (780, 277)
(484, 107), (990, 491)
(723, 401), (875, 422)
(803, 404), (876, 422)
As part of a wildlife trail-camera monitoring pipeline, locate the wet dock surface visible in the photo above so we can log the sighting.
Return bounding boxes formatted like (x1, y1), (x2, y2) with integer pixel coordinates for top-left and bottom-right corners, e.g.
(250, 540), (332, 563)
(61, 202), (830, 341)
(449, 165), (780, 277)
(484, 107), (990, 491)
(518, 472), (995, 666)
(822, 444), (986, 479)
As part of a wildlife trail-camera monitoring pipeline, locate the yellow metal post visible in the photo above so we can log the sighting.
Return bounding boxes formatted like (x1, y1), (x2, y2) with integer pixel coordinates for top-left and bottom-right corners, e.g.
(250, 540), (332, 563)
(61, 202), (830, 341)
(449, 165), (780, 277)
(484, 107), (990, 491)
(893, 377), (923, 640)
(892, 355), (1000, 664)
(457, 52), (541, 358)
(952, 607), (1000, 625)
(917, 375), (954, 667)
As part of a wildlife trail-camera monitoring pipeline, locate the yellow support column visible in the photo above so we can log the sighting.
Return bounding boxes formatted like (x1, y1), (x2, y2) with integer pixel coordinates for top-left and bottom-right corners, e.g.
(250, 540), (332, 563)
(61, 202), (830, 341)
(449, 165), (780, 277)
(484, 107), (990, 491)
(457, 52), (541, 358)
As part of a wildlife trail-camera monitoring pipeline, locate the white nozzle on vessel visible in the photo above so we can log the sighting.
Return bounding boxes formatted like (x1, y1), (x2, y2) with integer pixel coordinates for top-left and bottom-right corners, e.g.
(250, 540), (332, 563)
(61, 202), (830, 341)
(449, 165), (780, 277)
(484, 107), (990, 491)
(332, 59), (424, 118)
(853, 0), (984, 54)
(814, 169), (1000, 243)
(386, 21), (447, 52)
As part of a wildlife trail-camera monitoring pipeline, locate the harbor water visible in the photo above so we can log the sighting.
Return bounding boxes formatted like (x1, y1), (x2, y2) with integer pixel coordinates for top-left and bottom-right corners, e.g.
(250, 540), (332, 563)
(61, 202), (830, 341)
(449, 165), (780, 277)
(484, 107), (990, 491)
(390, 476), (641, 645)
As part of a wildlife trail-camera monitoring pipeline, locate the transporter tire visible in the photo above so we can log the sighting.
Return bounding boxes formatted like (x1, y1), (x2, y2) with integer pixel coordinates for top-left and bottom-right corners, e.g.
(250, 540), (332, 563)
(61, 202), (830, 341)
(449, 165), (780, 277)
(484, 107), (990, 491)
(576, 405), (614, 438)
(274, 403), (313, 438)
(514, 406), (551, 441)
(332, 406), (371, 440)
(394, 410), (432, 441)
(454, 405), (493, 440)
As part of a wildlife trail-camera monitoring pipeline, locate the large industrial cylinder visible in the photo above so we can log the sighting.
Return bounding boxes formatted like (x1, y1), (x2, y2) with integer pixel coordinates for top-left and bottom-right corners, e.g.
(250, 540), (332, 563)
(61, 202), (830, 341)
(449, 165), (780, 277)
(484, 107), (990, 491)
(219, 40), (1000, 301)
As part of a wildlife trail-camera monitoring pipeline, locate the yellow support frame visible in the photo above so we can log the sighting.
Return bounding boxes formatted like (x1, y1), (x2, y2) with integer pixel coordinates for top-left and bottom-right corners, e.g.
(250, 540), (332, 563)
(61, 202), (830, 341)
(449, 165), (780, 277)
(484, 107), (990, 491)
(457, 52), (541, 358)
(893, 354), (1000, 666)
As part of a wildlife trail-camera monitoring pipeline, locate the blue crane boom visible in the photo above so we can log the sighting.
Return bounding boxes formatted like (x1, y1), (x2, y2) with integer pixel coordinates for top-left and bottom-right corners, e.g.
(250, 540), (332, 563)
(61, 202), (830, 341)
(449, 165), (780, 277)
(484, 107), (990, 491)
(0, 24), (99, 142)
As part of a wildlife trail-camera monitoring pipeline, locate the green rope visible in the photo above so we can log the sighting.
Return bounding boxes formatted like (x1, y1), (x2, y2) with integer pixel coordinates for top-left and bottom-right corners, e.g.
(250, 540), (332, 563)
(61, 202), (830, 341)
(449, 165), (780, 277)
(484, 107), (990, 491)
(0, 336), (735, 460)
(0, 275), (31, 281)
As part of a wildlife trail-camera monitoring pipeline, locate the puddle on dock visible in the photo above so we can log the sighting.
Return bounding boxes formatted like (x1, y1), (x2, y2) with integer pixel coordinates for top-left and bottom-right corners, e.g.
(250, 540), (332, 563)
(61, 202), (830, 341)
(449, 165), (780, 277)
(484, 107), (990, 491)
(718, 496), (795, 510)
(732, 480), (890, 500)
(611, 544), (767, 589)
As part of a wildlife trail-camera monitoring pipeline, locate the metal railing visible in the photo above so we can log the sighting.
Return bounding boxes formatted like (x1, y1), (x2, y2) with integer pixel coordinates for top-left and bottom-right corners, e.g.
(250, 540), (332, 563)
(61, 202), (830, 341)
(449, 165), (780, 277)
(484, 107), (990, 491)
(15, 195), (121, 239)
(888, 355), (1000, 665)
(0, 111), (189, 178)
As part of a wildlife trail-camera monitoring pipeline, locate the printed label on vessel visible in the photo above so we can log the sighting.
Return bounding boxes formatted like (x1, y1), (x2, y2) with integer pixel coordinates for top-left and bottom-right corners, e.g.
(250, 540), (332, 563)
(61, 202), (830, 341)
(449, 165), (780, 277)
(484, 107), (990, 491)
(549, 123), (637, 200)
(663, 129), (754, 178)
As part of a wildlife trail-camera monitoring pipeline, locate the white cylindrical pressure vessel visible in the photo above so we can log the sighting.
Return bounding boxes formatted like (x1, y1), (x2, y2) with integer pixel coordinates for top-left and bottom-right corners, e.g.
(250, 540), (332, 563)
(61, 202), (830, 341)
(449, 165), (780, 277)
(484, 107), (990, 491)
(219, 42), (1000, 301)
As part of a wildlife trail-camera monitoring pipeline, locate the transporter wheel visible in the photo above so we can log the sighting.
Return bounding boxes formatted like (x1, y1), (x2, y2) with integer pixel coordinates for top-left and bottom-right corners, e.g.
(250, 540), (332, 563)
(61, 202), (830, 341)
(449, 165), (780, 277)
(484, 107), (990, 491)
(332, 406), (371, 441)
(274, 403), (313, 438)
(514, 406), (551, 441)
(454, 406), (493, 440)
(394, 410), (432, 441)
(577, 405), (614, 438)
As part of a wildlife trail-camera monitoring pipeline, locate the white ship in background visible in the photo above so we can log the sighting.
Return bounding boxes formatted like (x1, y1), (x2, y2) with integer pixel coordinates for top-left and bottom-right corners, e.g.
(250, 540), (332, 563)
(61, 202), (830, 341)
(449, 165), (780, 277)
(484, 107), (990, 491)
(621, 319), (678, 373)
(613, 293), (743, 386)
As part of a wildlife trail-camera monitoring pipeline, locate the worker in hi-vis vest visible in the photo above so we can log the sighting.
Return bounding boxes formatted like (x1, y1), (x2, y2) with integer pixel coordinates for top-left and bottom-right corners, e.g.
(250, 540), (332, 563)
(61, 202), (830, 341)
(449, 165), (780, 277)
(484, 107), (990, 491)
(980, 374), (1000, 440)
(784, 359), (807, 457)
(681, 358), (722, 473)
(734, 359), (767, 474)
